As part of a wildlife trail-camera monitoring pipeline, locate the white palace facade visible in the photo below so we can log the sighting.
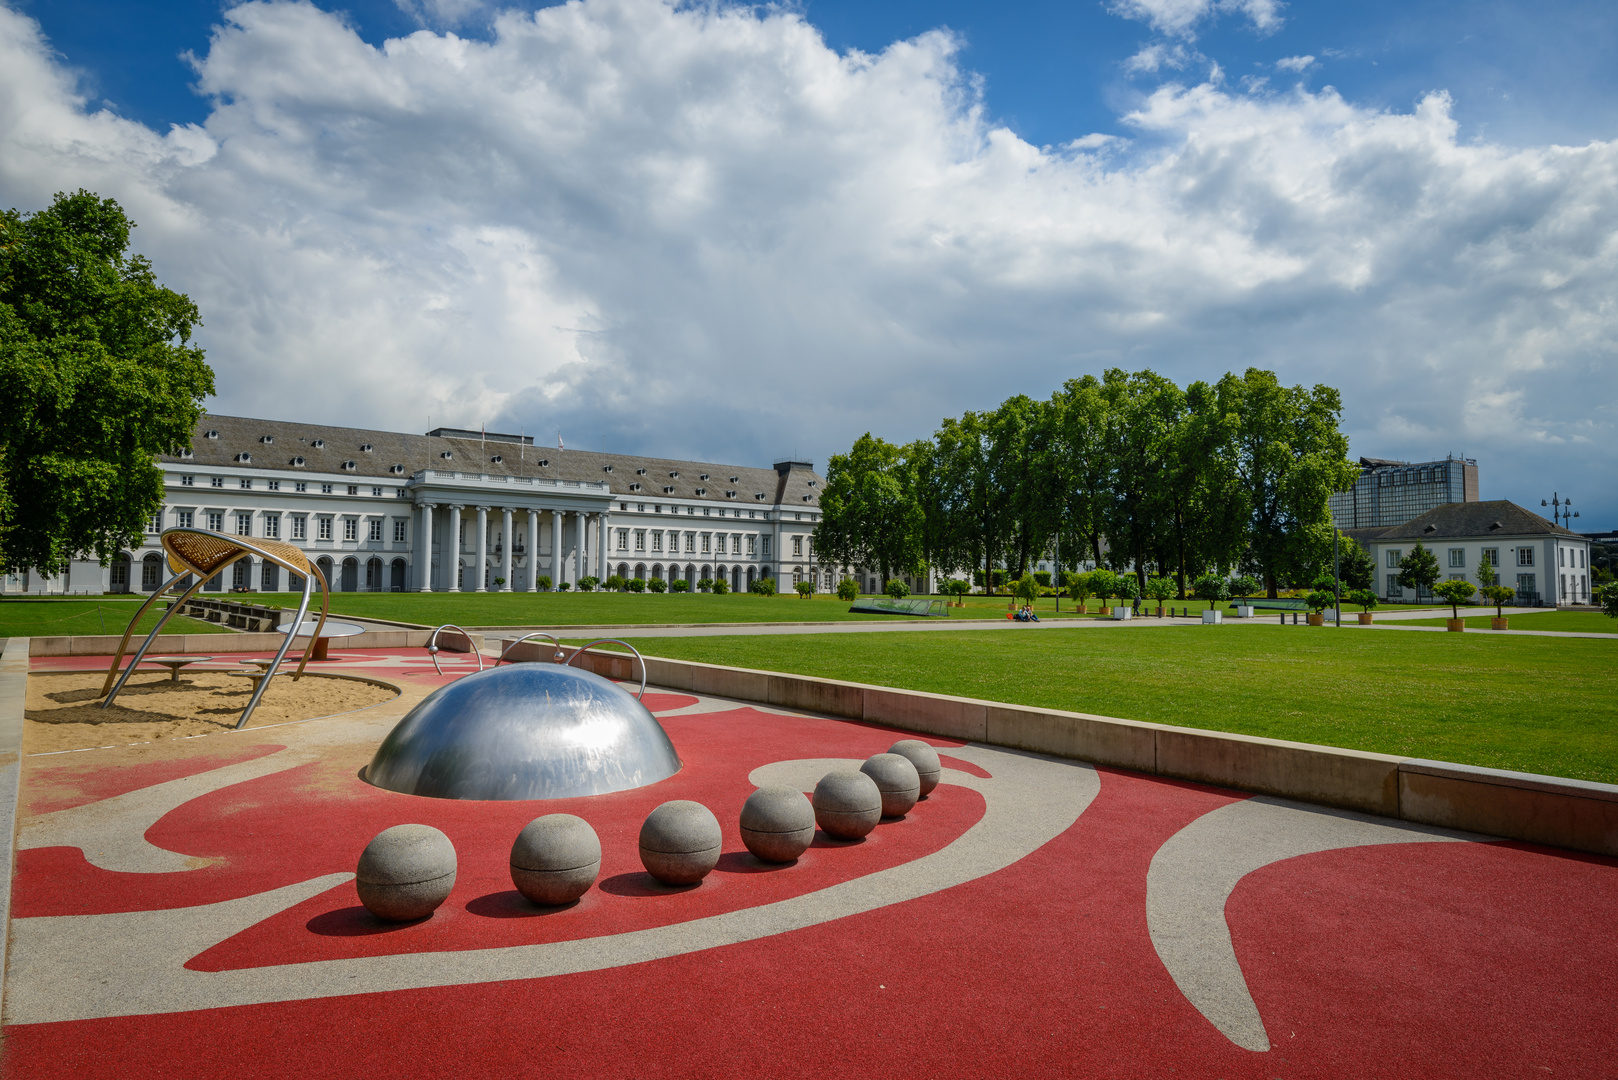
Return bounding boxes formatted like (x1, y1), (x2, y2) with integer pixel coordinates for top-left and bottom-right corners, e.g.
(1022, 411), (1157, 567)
(5, 415), (843, 597)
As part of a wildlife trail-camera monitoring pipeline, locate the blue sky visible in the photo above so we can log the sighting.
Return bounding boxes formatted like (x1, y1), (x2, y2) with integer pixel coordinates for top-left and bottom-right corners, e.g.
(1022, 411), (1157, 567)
(4, 0), (1616, 528)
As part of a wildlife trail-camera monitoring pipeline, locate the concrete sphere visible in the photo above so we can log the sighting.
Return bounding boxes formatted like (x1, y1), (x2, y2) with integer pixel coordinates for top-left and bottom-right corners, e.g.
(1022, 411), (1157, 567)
(861, 753), (921, 818)
(510, 814), (601, 905)
(639, 800), (722, 885)
(887, 739), (942, 796)
(811, 770), (882, 840)
(739, 785), (816, 863)
(356, 824), (457, 922)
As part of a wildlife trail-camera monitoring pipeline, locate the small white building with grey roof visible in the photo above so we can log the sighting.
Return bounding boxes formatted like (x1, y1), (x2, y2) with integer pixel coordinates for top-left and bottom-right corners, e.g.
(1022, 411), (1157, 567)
(1347, 500), (1592, 607)
(4, 414), (844, 597)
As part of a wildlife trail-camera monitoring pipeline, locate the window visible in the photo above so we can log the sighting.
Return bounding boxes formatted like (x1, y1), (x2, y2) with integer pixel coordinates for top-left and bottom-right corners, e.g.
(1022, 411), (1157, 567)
(1386, 574), (1403, 598)
(148, 512), (162, 533)
(792, 536), (803, 557)
(393, 519), (407, 543)
(1560, 574), (1567, 601)
(685, 533), (695, 553)
(1559, 547), (1566, 567)
(1517, 573), (1536, 598)
(372, 487), (382, 497)
(368, 519), (383, 542)
(267, 479), (280, 491)
(348, 485), (359, 496)
(292, 516), (307, 540)
(1448, 573), (1466, 582)
(344, 518), (359, 542)
(236, 513), (252, 536)
(761, 536), (770, 557)
(1517, 547), (1534, 566)
(1448, 548), (1465, 568)
(1386, 549), (1402, 568)
(206, 511), (224, 531)
(318, 516), (333, 541)
(701, 534), (711, 554)
(1482, 547), (1500, 569)
(295, 482), (307, 493)
(264, 515), (280, 539)
(727, 535), (738, 555)
(211, 476), (224, 488)
(745, 535), (755, 556)
(178, 510), (194, 529)
(635, 531), (646, 551)
(321, 483), (334, 494)
(181, 475), (194, 486)
(652, 532), (663, 552)
(240, 478), (252, 490)
(616, 529), (628, 551)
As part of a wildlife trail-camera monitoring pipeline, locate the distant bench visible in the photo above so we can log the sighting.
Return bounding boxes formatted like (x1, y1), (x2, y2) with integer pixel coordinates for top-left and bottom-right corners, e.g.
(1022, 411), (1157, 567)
(849, 597), (950, 617)
(1232, 598), (1307, 612)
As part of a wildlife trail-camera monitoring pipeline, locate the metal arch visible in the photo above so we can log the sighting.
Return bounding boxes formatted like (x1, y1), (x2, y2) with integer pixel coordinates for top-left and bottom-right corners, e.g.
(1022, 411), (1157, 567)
(100, 527), (331, 730)
(565, 638), (648, 700)
(497, 632), (564, 665)
(427, 624), (485, 676)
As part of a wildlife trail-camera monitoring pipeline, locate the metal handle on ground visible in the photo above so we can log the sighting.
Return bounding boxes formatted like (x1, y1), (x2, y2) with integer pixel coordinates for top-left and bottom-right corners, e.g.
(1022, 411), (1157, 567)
(565, 639), (647, 700)
(427, 624), (485, 676)
(498, 633), (564, 665)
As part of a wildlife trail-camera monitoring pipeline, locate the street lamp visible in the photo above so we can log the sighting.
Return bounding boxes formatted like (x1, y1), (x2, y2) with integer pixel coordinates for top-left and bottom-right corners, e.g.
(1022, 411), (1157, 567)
(1542, 493), (1580, 528)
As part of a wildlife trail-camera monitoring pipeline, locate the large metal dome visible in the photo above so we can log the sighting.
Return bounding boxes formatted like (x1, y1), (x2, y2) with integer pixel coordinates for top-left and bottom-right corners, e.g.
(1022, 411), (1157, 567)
(364, 664), (682, 801)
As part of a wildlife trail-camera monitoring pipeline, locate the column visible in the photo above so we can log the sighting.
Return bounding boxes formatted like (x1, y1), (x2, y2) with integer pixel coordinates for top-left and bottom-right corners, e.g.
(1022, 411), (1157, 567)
(527, 509), (540, 591)
(474, 506), (489, 592)
(501, 507), (514, 591)
(572, 511), (582, 584)
(597, 510), (608, 583)
(551, 510), (562, 588)
(447, 505), (462, 592)
(417, 503), (434, 591)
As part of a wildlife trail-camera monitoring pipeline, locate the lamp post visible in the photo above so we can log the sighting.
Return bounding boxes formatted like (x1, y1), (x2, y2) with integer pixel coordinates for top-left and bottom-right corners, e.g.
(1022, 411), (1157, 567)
(1542, 493), (1579, 528)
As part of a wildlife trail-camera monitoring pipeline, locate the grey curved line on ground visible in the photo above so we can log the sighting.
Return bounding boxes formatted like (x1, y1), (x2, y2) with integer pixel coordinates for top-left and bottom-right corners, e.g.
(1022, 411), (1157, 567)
(1145, 796), (1484, 1052)
(4, 745), (1099, 1025)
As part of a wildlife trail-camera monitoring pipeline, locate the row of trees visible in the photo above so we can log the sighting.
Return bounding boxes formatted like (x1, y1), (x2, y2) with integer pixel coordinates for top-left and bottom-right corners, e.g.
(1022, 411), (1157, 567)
(815, 368), (1359, 599)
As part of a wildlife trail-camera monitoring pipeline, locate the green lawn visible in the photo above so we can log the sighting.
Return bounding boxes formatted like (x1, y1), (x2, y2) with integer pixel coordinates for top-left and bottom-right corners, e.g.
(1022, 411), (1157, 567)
(1403, 610), (1618, 634)
(607, 624), (1618, 784)
(0, 599), (229, 637)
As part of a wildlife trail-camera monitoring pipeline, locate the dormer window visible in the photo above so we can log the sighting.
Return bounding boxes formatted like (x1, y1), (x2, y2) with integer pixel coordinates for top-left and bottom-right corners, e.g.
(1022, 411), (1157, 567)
(755, 492), (765, 500)
(729, 476), (738, 484)
(663, 486), (675, 494)
(205, 430), (220, 440)
(311, 439), (325, 449)
(440, 451), (453, 460)
(603, 465), (613, 473)
(699, 473), (709, 481)
(491, 455), (504, 464)
(259, 435), (275, 444)
(342, 460), (357, 471)
(234, 452), (252, 463)
(360, 443), (373, 453)
(636, 468), (647, 475)
(178, 448), (194, 459)
(669, 471), (679, 478)
(802, 495), (812, 502)
(536, 458), (549, 467)
(629, 483), (642, 491)
(1423, 524), (1437, 533)
(726, 491), (737, 498)
(291, 456), (306, 467)
(389, 464), (405, 475)
(695, 487), (707, 496)
(806, 480), (817, 487)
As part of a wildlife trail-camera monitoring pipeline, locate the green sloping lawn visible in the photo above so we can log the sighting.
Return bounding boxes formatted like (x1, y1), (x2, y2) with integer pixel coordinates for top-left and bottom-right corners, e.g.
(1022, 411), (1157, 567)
(612, 624), (1618, 784)
(1403, 611), (1618, 634)
(0, 599), (230, 637)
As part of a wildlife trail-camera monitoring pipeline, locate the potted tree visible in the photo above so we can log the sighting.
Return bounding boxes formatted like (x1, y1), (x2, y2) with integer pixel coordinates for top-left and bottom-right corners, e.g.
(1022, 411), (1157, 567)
(1192, 573), (1229, 623)
(1432, 579), (1477, 631)
(1112, 575), (1138, 619)
(1089, 570), (1119, 617)
(1477, 554), (1508, 629)
(1065, 571), (1094, 614)
(1144, 576), (1175, 617)
(944, 578), (970, 606)
(1398, 543), (1441, 608)
(1346, 588), (1378, 624)
(1303, 588), (1335, 625)
(1230, 575), (1259, 618)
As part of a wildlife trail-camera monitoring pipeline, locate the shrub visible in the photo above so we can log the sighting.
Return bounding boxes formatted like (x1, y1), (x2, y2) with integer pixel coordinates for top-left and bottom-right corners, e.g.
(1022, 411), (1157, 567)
(1595, 580), (1618, 619)
(493, 576), (506, 588)
(712, 577), (730, 595)
(1011, 574), (1038, 604)
(837, 577), (859, 601)
(1144, 576), (1176, 606)
(537, 575), (552, 592)
(696, 577), (713, 593)
(1033, 571), (1051, 588)
(885, 579), (910, 599)
(1303, 589), (1336, 614)
(604, 574), (626, 592)
(1064, 571), (1093, 604)
(1088, 569), (1120, 602)
(671, 578), (690, 593)
(557, 581), (571, 591)
(795, 580), (814, 599)
(577, 576), (599, 592)
(1431, 579), (1476, 618)
(1114, 575), (1139, 603)
(943, 578), (971, 603)
(759, 577), (778, 596)
(1229, 574), (1260, 600)
(623, 577), (642, 592)
(1191, 573), (1229, 607)
(1347, 588), (1378, 612)
(649, 577), (667, 593)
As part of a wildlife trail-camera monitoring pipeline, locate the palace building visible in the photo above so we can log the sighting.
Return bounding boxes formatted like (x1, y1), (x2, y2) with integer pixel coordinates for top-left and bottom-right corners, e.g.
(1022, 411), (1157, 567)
(4, 415), (836, 597)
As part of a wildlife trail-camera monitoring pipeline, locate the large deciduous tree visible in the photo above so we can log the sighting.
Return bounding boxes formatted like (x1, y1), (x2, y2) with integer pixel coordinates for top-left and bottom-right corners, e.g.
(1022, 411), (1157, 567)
(813, 433), (925, 590)
(0, 191), (214, 575)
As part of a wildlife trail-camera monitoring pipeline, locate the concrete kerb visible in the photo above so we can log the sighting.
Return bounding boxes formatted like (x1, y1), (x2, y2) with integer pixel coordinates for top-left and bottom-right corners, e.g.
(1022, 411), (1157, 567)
(541, 642), (1618, 858)
(0, 638), (28, 1019)
(29, 630), (481, 657)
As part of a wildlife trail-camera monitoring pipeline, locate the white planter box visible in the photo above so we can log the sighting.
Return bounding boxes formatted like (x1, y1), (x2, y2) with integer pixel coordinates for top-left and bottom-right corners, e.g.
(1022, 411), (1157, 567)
(1202, 609), (1223, 624)
(1113, 607), (1133, 620)
(1234, 605), (1254, 618)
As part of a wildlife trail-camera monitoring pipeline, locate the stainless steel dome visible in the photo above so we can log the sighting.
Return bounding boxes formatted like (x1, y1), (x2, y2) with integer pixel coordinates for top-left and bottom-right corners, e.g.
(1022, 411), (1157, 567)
(364, 664), (682, 801)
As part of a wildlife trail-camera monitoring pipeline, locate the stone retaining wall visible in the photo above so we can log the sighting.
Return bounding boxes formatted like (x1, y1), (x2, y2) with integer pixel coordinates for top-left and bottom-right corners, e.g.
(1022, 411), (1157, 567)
(29, 629), (483, 656)
(527, 641), (1618, 858)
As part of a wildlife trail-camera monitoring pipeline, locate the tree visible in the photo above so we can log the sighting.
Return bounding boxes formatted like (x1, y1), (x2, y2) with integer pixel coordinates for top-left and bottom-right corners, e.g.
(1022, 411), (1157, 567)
(1336, 534), (1375, 593)
(816, 433), (926, 594)
(942, 578), (970, 605)
(1593, 580), (1618, 620)
(1432, 579), (1476, 618)
(1, 190), (215, 574)
(1217, 369), (1356, 597)
(1192, 573), (1229, 609)
(1480, 584), (1515, 617)
(1476, 553), (1498, 590)
(1088, 569), (1120, 606)
(836, 577), (859, 601)
(794, 580), (814, 599)
(1144, 575), (1176, 615)
(1011, 573), (1039, 604)
(1098, 369), (1183, 598)
(1049, 376), (1110, 570)
(1230, 574), (1260, 601)
(1397, 543), (1441, 599)
(1163, 379), (1245, 597)
(1346, 588), (1378, 613)
(749, 576), (776, 597)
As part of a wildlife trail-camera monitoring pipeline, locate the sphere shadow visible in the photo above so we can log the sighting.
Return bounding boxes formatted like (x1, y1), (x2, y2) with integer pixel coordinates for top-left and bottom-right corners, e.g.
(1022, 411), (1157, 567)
(810, 831), (867, 848)
(597, 871), (704, 897)
(713, 851), (796, 874)
(306, 905), (429, 936)
(465, 890), (580, 918)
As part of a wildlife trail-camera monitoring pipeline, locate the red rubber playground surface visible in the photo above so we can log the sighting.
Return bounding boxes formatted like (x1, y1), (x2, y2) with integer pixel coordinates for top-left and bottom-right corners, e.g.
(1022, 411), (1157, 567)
(5, 648), (1616, 1078)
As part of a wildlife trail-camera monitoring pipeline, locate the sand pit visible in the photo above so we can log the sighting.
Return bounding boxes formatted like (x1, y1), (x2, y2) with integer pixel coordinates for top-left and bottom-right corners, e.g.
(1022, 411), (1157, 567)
(24, 669), (400, 754)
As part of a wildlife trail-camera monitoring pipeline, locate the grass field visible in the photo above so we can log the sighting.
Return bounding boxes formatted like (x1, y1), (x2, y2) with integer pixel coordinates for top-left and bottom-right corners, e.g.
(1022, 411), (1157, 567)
(0, 599), (228, 638)
(1403, 611), (1618, 634)
(609, 624), (1618, 784)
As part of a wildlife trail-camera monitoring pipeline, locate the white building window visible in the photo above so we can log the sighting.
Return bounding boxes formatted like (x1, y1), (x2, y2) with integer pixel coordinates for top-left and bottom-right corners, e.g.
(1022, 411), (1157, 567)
(292, 516), (307, 540)
(178, 510), (194, 529)
(368, 519), (383, 542)
(344, 518), (359, 542)
(652, 532), (663, 552)
(761, 536), (770, 557)
(685, 533), (695, 553)
(240, 478), (252, 490)
(731, 535), (741, 555)
(1386, 574), (1402, 598)
(792, 536), (803, 557)
(211, 477), (224, 488)
(617, 529), (629, 551)
(264, 515), (280, 539)
(206, 511), (224, 532)
(635, 531), (646, 551)
(393, 519), (407, 543)
(267, 480), (280, 491)
(148, 512), (162, 533)
(1559, 548), (1565, 567)
(295, 482), (307, 493)
(321, 483), (334, 494)
(318, 516), (333, 541)
(1517, 547), (1534, 567)
(372, 487), (382, 497)
(180, 475), (194, 486)
(701, 534), (711, 554)
(1386, 549), (1402, 568)
(1482, 547), (1499, 569)
(1448, 548), (1465, 568)
(236, 513), (252, 536)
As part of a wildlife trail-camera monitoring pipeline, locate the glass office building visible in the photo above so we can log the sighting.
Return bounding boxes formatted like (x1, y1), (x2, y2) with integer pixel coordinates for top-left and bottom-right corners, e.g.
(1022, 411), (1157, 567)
(1330, 455), (1479, 530)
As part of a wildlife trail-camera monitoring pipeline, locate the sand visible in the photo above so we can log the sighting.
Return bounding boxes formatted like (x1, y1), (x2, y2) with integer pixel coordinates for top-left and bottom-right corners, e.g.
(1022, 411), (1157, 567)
(24, 669), (400, 754)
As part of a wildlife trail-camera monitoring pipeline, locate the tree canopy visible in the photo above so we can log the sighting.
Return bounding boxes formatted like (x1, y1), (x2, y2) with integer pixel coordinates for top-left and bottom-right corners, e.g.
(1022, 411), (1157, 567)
(0, 190), (214, 575)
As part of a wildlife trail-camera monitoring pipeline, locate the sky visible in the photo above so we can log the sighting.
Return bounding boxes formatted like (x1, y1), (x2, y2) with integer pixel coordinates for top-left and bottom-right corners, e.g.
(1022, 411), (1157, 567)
(3, 0), (1616, 528)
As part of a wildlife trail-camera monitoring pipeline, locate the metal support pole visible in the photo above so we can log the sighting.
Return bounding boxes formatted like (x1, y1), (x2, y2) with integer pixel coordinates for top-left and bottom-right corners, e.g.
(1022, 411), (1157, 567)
(1334, 529), (1341, 627)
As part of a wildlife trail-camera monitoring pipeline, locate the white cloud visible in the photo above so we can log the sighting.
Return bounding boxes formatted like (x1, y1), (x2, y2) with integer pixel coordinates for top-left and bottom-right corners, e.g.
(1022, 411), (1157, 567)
(1110, 0), (1283, 39)
(1274, 54), (1315, 73)
(1125, 42), (1196, 74)
(0, 0), (1614, 519)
